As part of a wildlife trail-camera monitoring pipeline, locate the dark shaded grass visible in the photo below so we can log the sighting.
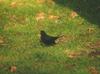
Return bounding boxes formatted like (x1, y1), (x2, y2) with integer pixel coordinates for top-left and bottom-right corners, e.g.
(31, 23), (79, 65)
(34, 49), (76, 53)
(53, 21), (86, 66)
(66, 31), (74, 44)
(53, 0), (100, 27)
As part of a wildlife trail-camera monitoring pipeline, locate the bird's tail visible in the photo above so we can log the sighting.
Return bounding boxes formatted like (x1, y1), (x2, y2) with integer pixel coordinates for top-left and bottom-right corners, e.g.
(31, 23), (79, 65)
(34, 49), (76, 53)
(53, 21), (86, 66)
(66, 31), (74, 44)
(55, 35), (67, 43)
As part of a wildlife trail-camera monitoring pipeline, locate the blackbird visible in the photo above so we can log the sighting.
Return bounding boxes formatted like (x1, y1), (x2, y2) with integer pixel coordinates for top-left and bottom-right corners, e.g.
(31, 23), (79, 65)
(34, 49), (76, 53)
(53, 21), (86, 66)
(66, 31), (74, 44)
(40, 30), (59, 45)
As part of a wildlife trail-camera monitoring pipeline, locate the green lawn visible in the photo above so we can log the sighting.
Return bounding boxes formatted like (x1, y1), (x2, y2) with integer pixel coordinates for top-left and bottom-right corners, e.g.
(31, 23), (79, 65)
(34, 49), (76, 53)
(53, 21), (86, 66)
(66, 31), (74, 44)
(0, 0), (100, 74)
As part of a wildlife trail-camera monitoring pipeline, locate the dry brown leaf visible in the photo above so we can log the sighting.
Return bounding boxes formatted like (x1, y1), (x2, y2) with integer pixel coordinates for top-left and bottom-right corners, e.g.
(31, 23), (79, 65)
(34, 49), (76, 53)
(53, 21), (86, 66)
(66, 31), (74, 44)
(64, 50), (81, 59)
(70, 11), (78, 19)
(36, 0), (45, 4)
(0, 0), (4, 3)
(88, 67), (99, 74)
(9, 15), (16, 21)
(10, 1), (23, 8)
(9, 66), (17, 72)
(87, 41), (100, 49)
(55, 35), (71, 43)
(10, 2), (17, 8)
(48, 15), (60, 20)
(68, 52), (81, 58)
(87, 27), (95, 33)
(0, 39), (4, 44)
(88, 49), (100, 57)
(35, 12), (46, 21)
(0, 36), (4, 44)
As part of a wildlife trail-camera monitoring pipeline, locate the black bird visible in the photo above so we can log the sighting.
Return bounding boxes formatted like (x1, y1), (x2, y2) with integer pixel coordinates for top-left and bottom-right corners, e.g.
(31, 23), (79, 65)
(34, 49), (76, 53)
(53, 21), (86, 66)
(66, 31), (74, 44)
(40, 30), (59, 45)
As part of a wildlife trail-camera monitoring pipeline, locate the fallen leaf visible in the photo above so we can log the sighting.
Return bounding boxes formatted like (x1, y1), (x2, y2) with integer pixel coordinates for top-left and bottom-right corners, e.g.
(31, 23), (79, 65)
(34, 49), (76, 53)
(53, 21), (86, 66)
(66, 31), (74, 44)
(10, 1), (23, 8)
(55, 35), (71, 43)
(0, 39), (4, 44)
(68, 52), (81, 58)
(0, 36), (4, 44)
(9, 66), (17, 72)
(88, 67), (99, 74)
(10, 1), (17, 8)
(88, 49), (100, 57)
(64, 50), (81, 59)
(48, 15), (60, 20)
(9, 15), (16, 21)
(87, 41), (100, 49)
(0, 0), (4, 3)
(70, 11), (78, 19)
(87, 27), (95, 33)
(35, 12), (46, 21)
(36, 0), (45, 4)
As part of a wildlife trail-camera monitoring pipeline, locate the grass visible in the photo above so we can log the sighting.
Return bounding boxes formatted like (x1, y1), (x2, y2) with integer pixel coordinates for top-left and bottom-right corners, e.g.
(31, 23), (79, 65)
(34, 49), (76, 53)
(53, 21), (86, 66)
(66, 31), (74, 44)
(0, 0), (100, 74)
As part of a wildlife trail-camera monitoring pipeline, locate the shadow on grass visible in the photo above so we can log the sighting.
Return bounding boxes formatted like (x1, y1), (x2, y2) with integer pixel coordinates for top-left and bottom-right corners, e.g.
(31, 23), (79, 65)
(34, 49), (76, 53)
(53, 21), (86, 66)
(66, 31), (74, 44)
(53, 0), (100, 27)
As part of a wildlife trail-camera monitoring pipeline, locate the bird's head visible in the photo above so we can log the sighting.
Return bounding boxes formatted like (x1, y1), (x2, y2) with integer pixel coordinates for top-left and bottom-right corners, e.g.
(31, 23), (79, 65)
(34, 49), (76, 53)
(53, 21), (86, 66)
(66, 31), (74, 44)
(40, 30), (46, 36)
